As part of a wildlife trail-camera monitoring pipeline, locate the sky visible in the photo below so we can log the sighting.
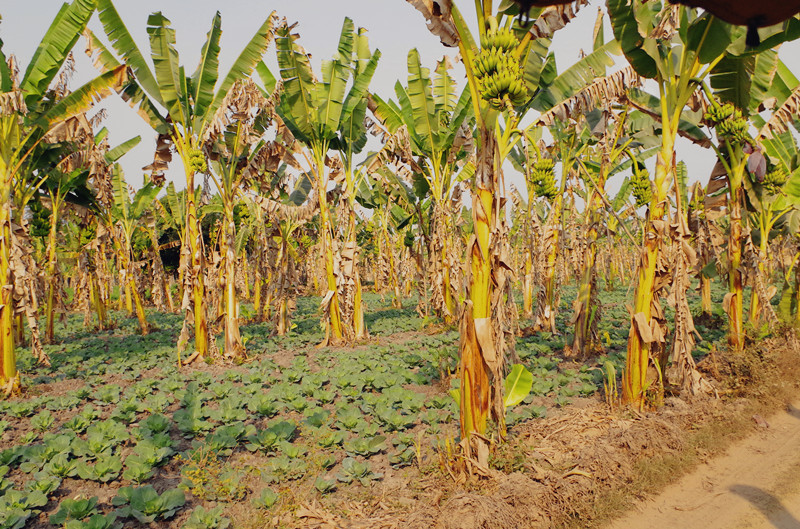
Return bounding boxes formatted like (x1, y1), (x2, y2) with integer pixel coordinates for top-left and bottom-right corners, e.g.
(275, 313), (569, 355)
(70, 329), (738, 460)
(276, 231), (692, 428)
(1, 0), (799, 203)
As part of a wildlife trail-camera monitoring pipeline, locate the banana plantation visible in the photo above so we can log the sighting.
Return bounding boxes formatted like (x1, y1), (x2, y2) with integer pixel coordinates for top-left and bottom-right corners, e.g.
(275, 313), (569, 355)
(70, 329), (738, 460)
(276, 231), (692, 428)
(1, 0), (800, 527)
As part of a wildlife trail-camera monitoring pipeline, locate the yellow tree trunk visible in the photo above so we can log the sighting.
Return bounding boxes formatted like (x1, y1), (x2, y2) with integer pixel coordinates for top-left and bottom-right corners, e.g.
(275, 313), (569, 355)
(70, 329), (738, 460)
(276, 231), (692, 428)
(45, 203), (59, 344)
(728, 186), (744, 350)
(572, 187), (602, 356)
(623, 142), (672, 410)
(0, 187), (17, 393)
(185, 176), (209, 358)
(459, 127), (498, 447)
(316, 155), (343, 343)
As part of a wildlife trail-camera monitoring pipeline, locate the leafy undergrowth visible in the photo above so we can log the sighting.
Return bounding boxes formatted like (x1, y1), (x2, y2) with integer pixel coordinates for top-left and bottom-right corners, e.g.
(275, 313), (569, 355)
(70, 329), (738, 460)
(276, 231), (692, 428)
(0, 284), (743, 529)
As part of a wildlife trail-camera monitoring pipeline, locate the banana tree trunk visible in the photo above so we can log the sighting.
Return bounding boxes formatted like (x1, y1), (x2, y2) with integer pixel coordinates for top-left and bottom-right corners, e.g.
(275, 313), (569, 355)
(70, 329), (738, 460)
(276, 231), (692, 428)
(148, 226), (174, 313)
(572, 190), (602, 356)
(0, 175), (16, 393)
(459, 126), (503, 456)
(522, 248), (533, 319)
(44, 202), (59, 344)
(121, 242), (148, 335)
(222, 204), (244, 358)
(185, 174), (209, 358)
(316, 155), (343, 343)
(727, 185), (744, 351)
(346, 198), (367, 340)
(386, 228), (402, 310)
(700, 274), (712, 318)
(623, 142), (672, 410)
(537, 198), (562, 333)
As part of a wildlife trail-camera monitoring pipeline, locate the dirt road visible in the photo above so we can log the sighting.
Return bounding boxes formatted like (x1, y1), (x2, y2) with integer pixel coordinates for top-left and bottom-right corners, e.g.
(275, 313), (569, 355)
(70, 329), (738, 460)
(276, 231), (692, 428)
(607, 402), (800, 529)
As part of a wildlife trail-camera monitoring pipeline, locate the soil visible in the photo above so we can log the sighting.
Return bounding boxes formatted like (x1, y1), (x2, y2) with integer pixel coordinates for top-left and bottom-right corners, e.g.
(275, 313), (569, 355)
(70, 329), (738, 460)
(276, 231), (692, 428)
(606, 402), (800, 529)
(290, 330), (800, 529)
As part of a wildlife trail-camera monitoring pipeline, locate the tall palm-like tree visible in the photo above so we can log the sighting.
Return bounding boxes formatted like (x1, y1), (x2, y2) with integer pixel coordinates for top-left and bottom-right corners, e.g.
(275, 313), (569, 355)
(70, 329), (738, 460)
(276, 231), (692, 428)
(369, 51), (474, 323)
(274, 17), (380, 344)
(405, 0), (608, 461)
(1, 0), (129, 394)
(87, 1), (278, 361)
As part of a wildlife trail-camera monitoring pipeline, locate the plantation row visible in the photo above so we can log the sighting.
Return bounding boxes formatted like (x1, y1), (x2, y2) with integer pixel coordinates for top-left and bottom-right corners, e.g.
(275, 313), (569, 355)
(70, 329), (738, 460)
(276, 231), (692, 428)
(1, 0), (800, 525)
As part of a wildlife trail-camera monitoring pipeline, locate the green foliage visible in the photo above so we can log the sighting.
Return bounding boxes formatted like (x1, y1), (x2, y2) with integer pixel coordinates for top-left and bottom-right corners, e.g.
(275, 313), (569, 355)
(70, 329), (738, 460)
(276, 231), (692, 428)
(50, 497), (99, 525)
(112, 485), (185, 524)
(504, 364), (534, 409)
(337, 458), (382, 486)
(182, 505), (231, 529)
(252, 488), (279, 509)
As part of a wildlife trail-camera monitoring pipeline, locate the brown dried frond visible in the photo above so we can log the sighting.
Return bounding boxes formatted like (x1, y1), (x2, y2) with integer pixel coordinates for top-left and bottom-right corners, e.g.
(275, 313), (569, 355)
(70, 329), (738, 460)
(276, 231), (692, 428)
(202, 78), (280, 144)
(537, 66), (642, 126)
(448, 122), (474, 164)
(0, 90), (26, 116)
(651, 4), (680, 40)
(251, 191), (319, 223)
(142, 133), (173, 185)
(53, 52), (76, 99)
(405, 0), (459, 47)
(529, 0), (591, 39)
(43, 113), (94, 143)
(89, 108), (108, 128)
(367, 125), (422, 175)
(757, 84), (800, 140)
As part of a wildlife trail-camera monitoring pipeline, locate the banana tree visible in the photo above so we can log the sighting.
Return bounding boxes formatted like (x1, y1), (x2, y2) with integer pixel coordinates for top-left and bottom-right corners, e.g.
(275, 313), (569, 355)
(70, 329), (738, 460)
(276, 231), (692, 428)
(89, 1), (278, 361)
(1, 0), (130, 394)
(405, 0), (607, 461)
(205, 83), (279, 358)
(745, 130), (800, 323)
(570, 108), (650, 357)
(274, 17), (380, 344)
(369, 51), (474, 323)
(608, 0), (744, 408)
(358, 166), (419, 310)
(106, 167), (159, 335)
(39, 168), (94, 343)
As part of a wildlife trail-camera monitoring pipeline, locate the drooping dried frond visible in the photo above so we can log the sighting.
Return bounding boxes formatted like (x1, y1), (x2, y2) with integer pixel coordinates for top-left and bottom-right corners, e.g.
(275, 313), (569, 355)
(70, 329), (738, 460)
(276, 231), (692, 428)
(650, 4), (680, 40)
(142, 133), (173, 185)
(757, 84), (800, 140)
(89, 108), (108, 128)
(202, 78), (282, 144)
(537, 66), (642, 126)
(366, 124), (422, 175)
(9, 224), (48, 367)
(53, 52), (76, 100)
(448, 122), (474, 165)
(251, 191), (319, 223)
(43, 112), (94, 143)
(529, 0), (591, 39)
(405, 0), (459, 47)
(0, 90), (26, 116)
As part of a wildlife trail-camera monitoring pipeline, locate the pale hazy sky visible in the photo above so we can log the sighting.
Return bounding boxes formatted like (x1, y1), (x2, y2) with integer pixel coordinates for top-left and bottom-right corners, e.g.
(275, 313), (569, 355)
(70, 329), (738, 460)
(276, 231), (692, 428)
(2, 1), (799, 200)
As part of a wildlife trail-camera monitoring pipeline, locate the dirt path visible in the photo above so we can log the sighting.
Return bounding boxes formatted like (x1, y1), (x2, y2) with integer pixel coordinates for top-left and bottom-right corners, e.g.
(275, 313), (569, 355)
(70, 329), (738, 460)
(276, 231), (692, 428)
(607, 402), (800, 529)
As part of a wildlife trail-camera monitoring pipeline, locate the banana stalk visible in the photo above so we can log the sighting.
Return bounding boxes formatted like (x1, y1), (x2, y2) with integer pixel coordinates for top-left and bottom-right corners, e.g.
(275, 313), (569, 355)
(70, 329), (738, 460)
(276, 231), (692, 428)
(44, 191), (63, 344)
(178, 137), (209, 359)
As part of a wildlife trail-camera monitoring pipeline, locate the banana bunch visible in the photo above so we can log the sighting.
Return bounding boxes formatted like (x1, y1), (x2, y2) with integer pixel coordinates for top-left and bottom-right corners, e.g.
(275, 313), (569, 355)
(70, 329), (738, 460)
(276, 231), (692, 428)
(705, 101), (751, 145)
(187, 147), (207, 174)
(703, 102), (735, 125)
(716, 114), (750, 145)
(473, 27), (527, 111)
(631, 167), (653, 208)
(480, 28), (518, 53)
(531, 158), (557, 200)
(763, 166), (788, 193)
